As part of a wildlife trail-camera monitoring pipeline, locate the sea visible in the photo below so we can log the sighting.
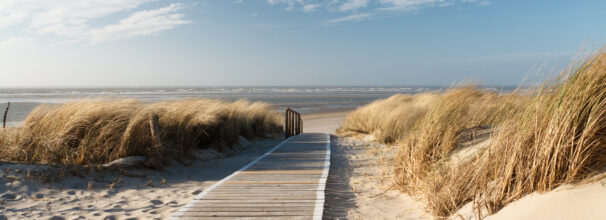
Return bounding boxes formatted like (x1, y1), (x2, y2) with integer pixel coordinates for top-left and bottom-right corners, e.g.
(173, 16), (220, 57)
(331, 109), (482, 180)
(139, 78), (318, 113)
(0, 86), (516, 127)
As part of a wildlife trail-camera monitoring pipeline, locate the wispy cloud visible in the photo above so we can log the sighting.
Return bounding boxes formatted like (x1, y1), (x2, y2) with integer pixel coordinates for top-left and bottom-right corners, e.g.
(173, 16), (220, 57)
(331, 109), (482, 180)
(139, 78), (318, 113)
(265, 0), (490, 24)
(324, 13), (374, 25)
(89, 4), (190, 43)
(303, 4), (322, 13)
(0, 37), (36, 48)
(339, 0), (370, 11)
(0, 0), (191, 44)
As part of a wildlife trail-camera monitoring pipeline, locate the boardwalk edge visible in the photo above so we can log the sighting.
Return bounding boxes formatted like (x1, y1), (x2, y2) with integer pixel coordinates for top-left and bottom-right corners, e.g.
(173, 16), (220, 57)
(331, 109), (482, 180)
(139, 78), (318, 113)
(169, 135), (297, 220)
(313, 134), (331, 220)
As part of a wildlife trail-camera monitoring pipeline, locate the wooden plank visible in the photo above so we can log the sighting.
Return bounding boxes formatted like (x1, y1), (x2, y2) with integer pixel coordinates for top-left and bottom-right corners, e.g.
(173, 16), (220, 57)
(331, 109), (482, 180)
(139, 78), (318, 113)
(171, 133), (330, 220)
(188, 202), (317, 207)
(175, 216), (314, 220)
(175, 211), (311, 216)
(179, 207), (315, 212)
(238, 170), (323, 174)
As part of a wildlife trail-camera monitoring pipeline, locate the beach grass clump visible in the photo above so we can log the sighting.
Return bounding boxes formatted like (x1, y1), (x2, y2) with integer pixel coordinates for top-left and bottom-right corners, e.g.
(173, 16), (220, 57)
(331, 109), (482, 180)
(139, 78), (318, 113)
(339, 51), (606, 218)
(392, 87), (525, 217)
(0, 99), (282, 167)
(470, 51), (606, 215)
(337, 93), (438, 143)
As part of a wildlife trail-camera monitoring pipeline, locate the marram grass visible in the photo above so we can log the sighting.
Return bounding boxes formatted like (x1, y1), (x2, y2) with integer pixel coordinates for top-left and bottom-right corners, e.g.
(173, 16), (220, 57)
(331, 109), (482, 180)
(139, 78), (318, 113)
(0, 99), (282, 167)
(339, 51), (606, 218)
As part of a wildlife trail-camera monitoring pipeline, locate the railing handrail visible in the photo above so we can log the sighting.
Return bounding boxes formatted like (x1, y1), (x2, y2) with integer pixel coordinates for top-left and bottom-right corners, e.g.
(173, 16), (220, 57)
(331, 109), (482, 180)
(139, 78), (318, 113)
(284, 107), (303, 139)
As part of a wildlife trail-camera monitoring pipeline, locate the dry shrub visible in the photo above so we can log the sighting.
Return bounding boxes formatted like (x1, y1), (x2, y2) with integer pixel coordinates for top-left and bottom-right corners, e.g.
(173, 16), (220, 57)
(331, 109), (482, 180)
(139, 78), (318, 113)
(0, 99), (282, 167)
(340, 51), (606, 219)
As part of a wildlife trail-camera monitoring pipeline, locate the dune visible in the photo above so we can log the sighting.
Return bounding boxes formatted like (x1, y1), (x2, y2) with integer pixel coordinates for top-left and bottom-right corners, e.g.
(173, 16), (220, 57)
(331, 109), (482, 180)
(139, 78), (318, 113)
(486, 180), (606, 220)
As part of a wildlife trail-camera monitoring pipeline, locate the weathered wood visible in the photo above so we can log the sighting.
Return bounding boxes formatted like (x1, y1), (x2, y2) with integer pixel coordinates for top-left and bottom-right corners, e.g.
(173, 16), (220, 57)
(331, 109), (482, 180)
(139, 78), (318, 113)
(149, 113), (160, 145)
(172, 133), (330, 220)
(181, 207), (316, 211)
(175, 216), (314, 220)
(284, 108), (303, 139)
(3, 102), (9, 128)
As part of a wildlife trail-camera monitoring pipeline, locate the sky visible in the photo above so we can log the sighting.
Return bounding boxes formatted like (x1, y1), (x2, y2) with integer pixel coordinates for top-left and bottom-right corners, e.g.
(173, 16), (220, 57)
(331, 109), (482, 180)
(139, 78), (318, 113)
(1, 0), (605, 87)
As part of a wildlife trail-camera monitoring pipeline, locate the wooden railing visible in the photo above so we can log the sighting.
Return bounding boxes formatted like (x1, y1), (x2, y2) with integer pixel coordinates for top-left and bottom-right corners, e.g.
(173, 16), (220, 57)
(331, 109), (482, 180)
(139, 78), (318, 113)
(284, 107), (303, 139)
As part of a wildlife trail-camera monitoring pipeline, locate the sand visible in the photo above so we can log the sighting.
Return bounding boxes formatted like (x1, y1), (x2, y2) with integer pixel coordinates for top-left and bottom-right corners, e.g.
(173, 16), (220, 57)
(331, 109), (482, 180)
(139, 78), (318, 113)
(322, 135), (430, 220)
(485, 180), (606, 220)
(302, 111), (350, 134)
(305, 111), (432, 219)
(0, 138), (281, 219)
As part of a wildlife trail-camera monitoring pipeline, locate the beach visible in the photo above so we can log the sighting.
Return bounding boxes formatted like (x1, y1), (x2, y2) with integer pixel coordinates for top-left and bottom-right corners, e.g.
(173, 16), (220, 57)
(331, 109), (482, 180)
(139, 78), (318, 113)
(2, 101), (606, 219)
(0, 109), (430, 219)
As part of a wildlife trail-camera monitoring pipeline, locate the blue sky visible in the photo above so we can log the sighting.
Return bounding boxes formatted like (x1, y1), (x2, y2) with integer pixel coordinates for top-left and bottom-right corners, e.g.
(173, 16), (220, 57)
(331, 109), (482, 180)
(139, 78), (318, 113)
(1, 0), (605, 87)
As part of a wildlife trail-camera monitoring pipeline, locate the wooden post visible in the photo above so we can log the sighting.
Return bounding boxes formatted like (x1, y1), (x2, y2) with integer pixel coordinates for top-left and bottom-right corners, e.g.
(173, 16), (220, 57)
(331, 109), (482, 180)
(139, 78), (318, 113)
(149, 114), (160, 145)
(291, 111), (295, 136)
(284, 108), (289, 139)
(284, 107), (303, 138)
(295, 115), (300, 135)
(3, 102), (9, 128)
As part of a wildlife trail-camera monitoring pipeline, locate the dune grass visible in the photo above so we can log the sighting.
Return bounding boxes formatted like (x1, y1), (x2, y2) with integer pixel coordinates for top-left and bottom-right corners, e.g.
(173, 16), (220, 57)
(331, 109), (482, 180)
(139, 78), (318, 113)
(0, 99), (282, 167)
(338, 51), (606, 218)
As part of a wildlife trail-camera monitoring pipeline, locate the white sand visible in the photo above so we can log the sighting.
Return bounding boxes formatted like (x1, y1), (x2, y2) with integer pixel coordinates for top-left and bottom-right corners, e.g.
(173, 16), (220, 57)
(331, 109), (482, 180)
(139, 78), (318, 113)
(0, 138), (281, 219)
(323, 136), (430, 220)
(485, 180), (606, 220)
(304, 111), (430, 219)
(302, 111), (350, 134)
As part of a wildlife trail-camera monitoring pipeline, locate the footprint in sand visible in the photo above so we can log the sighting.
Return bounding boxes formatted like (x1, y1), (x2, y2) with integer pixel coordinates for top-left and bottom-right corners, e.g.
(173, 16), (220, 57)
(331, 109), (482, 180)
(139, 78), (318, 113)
(150, 200), (163, 205)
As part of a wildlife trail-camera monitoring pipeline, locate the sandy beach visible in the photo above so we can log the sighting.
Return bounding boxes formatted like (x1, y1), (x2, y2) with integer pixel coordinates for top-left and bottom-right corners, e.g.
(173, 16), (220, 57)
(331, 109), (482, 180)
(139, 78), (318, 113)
(0, 110), (429, 219)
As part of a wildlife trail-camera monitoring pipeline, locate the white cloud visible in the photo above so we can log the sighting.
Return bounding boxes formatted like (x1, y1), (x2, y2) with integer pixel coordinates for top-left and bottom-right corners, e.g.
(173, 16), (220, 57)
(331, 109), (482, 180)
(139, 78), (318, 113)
(0, 37), (36, 48)
(267, 0), (490, 17)
(266, 0), (491, 23)
(378, 0), (455, 11)
(89, 4), (191, 43)
(339, 0), (370, 11)
(0, 0), (190, 44)
(324, 13), (373, 25)
(303, 4), (322, 13)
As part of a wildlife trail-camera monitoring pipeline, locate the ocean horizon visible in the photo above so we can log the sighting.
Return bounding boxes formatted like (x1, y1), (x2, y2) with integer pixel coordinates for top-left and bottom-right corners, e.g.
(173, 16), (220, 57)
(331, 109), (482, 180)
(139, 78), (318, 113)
(0, 86), (516, 127)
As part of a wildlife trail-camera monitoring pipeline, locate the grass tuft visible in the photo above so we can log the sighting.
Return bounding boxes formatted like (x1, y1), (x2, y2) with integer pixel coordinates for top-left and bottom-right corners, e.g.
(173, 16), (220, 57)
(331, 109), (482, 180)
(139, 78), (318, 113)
(0, 99), (282, 168)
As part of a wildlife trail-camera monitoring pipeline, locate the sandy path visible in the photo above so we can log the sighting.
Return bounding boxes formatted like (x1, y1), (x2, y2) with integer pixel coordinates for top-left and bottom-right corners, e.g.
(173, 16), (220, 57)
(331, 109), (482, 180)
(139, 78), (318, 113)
(303, 111), (430, 219)
(302, 111), (350, 134)
(323, 136), (430, 220)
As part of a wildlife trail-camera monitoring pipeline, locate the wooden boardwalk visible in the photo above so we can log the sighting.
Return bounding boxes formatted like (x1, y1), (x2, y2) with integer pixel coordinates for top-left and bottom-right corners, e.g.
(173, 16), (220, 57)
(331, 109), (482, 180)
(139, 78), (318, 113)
(171, 133), (331, 220)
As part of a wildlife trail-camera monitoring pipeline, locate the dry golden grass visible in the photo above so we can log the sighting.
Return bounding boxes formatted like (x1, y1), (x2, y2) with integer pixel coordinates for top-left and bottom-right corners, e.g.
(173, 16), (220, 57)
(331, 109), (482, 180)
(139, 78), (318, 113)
(339, 51), (606, 218)
(0, 99), (281, 167)
(338, 93), (439, 143)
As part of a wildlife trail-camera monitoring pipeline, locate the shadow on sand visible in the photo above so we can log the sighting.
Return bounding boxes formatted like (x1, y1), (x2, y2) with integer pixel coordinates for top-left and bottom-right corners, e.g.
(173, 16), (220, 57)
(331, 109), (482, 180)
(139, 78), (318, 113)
(323, 135), (357, 219)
